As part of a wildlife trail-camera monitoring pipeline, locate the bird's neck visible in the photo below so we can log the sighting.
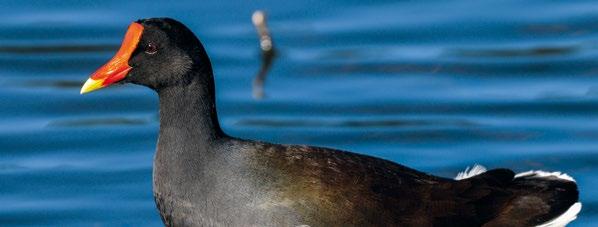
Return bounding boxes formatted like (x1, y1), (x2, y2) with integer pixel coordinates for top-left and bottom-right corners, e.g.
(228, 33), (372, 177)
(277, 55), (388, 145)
(156, 72), (225, 153)
(153, 72), (227, 202)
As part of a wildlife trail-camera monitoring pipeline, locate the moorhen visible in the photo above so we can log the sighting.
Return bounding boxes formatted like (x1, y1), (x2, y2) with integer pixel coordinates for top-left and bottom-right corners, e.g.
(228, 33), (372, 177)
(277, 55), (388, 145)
(81, 18), (581, 227)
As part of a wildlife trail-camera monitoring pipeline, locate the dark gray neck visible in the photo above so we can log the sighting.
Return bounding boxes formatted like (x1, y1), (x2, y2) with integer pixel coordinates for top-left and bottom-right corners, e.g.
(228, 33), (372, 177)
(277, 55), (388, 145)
(156, 71), (225, 156)
(153, 70), (228, 200)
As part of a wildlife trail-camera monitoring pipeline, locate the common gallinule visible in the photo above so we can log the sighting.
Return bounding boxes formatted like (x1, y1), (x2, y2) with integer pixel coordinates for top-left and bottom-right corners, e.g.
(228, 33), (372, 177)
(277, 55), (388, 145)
(81, 18), (580, 227)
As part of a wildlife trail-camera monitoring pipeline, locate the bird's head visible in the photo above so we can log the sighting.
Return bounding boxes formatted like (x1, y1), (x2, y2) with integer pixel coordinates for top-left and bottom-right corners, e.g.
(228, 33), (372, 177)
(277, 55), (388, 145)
(80, 18), (212, 94)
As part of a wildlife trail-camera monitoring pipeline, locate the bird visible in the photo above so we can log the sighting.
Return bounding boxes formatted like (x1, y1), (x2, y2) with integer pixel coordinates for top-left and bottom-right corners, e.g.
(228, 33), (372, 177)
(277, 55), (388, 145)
(80, 18), (580, 227)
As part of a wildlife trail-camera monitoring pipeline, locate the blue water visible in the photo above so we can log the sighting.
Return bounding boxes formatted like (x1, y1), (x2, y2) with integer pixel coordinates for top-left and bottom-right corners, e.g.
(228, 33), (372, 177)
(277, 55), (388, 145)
(1, 0), (597, 226)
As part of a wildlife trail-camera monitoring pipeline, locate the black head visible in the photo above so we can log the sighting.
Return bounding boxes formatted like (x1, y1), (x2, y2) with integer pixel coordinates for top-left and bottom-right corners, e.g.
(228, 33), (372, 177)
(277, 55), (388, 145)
(80, 18), (213, 93)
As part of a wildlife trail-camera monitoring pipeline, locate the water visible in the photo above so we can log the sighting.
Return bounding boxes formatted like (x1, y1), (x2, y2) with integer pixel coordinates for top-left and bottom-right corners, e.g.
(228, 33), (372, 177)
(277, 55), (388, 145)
(1, 0), (597, 226)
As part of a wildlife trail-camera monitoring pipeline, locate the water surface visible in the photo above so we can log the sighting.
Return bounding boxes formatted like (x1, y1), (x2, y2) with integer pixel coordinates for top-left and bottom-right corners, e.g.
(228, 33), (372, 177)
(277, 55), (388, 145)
(1, 0), (597, 226)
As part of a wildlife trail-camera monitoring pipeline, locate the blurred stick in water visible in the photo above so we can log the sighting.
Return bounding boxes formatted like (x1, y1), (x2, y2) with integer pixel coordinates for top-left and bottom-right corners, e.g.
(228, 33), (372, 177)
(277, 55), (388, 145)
(252, 10), (277, 99)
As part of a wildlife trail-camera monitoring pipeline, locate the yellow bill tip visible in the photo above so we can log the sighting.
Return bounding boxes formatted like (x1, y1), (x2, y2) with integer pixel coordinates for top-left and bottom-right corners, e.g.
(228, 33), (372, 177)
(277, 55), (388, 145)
(80, 78), (105, 94)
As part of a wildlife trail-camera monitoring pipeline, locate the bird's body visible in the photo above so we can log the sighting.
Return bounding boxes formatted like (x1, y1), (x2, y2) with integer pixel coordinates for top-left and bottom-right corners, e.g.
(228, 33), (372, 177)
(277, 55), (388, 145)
(81, 18), (580, 227)
(151, 75), (578, 227)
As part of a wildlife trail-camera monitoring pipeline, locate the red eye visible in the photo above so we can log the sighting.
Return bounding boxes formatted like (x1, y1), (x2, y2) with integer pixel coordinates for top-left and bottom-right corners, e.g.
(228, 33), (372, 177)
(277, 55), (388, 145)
(145, 42), (158, 55)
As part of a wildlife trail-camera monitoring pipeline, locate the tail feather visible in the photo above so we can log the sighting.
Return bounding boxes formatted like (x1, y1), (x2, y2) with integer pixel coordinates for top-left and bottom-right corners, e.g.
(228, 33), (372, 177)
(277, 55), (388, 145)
(536, 202), (581, 227)
(455, 165), (580, 227)
(515, 170), (575, 182)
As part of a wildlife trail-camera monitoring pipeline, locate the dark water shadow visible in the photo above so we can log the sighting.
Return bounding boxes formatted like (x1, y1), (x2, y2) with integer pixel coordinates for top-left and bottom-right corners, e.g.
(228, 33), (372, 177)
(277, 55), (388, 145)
(0, 44), (118, 54)
(47, 118), (150, 127)
(299, 59), (598, 77)
(235, 118), (477, 128)
(446, 45), (581, 58)
(20, 80), (83, 89)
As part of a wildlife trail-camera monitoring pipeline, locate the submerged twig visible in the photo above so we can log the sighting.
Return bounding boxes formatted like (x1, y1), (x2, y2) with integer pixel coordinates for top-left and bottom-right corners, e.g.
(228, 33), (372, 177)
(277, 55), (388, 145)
(251, 10), (277, 99)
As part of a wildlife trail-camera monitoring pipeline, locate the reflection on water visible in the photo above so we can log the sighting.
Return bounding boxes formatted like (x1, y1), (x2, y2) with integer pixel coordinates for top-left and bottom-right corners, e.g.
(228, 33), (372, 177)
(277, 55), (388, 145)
(1, 0), (598, 226)
(251, 10), (277, 99)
